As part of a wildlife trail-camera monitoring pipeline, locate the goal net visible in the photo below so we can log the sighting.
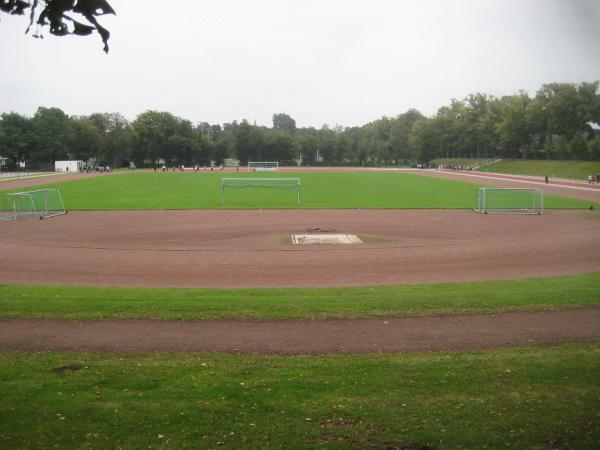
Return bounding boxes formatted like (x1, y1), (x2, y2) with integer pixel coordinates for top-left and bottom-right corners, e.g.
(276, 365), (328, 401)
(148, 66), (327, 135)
(248, 161), (279, 172)
(474, 188), (543, 215)
(221, 177), (300, 206)
(0, 189), (67, 220)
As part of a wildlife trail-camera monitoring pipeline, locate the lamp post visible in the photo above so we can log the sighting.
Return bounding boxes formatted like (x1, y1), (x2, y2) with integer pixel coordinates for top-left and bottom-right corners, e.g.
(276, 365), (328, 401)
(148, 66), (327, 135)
(316, 129), (320, 162)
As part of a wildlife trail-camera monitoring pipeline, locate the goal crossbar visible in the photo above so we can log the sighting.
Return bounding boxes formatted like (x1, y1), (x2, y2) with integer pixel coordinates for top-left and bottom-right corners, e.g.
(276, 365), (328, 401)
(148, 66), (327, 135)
(248, 161), (279, 172)
(221, 177), (301, 205)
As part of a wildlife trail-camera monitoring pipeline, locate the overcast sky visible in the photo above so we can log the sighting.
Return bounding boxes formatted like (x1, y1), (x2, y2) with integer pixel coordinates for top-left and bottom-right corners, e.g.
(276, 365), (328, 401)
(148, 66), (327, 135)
(1, 0), (599, 128)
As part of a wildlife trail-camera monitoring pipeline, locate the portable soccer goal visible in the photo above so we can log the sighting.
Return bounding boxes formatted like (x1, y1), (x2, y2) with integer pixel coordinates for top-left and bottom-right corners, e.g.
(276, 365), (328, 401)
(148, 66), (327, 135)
(0, 189), (67, 220)
(474, 188), (543, 215)
(248, 161), (279, 172)
(221, 178), (301, 206)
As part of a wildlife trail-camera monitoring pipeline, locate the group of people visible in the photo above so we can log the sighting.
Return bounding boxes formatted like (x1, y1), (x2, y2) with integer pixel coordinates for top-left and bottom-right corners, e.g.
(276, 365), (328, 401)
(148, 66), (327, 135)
(82, 165), (111, 173)
(544, 174), (596, 184)
(437, 164), (471, 171)
(154, 164), (234, 173)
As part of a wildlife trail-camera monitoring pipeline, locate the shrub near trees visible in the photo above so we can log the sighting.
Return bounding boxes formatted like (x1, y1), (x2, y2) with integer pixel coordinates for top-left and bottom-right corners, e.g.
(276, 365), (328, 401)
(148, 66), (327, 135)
(1, 81), (599, 170)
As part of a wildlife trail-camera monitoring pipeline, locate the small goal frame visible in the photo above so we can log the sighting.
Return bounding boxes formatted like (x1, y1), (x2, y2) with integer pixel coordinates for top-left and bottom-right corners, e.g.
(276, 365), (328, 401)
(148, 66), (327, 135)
(474, 188), (543, 215)
(0, 188), (67, 221)
(248, 161), (279, 172)
(221, 177), (301, 206)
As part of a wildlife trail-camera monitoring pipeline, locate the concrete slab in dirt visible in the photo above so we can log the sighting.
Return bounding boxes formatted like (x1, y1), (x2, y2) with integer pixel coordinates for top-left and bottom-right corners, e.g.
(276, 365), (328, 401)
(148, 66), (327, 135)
(292, 234), (362, 245)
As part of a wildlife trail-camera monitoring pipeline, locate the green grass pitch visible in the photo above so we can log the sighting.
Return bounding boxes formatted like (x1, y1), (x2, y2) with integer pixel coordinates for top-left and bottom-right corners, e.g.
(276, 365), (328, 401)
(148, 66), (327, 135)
(2, 171), (596, 209)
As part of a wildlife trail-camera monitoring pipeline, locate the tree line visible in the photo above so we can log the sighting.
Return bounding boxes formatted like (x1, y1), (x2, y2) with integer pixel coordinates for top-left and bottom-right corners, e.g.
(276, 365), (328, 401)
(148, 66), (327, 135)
(1, 81), (599, 170)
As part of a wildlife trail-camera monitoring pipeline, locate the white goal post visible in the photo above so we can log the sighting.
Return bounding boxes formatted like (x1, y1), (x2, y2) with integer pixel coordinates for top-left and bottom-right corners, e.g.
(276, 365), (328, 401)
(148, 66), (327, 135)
(221, 177), (301, 205)
(0, 189), (67, 220)
(474, 188), (543, 215)
(248, 161), (279, 172)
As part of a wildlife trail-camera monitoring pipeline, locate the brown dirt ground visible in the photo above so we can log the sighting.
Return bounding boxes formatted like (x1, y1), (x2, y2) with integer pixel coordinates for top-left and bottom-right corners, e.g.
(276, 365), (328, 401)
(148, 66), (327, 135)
(1, 209), (599, 288)
(1, 308), (599, 354)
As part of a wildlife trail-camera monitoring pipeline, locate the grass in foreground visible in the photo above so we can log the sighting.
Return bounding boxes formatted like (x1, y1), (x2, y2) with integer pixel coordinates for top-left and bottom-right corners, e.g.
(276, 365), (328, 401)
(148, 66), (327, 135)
(1, 273), (599, 320)
(0, 171), (595, 209)
(1, 344), (599, 449)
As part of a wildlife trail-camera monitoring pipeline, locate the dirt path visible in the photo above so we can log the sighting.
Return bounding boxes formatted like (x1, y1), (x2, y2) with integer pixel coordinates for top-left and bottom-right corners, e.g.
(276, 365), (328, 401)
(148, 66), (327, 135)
(1, 308), (599, 354)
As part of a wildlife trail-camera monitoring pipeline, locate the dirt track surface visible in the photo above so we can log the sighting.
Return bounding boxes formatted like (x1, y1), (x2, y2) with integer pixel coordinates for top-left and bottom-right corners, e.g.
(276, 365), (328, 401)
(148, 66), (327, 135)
(0, 172), (107, 192)
(1, 209), (599, 288)
(2, 308), (599, 354)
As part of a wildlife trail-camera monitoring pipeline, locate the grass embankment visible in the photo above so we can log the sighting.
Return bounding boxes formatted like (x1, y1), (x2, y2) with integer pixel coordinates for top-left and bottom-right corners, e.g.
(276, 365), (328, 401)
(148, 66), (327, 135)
(1, 344), (599, 449)
(481, 160), (600, 181)
(0, 171), (595, 209)
(1, 273), (599, 320)
(434, 158), (600, 181)
(431, 158), (490, 168)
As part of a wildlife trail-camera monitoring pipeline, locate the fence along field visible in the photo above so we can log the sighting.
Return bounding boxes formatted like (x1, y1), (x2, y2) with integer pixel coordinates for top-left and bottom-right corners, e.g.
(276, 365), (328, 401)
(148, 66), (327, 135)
(1, 171), (596, 210)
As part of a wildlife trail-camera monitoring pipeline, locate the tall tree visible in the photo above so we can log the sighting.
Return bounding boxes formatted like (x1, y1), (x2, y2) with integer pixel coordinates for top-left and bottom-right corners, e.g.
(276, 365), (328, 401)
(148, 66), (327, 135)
(69, 116), (101, 161)
(495, 93), (534, 159)
(389, 109), (424, 163)
(535, 83), (586, 140)
(233, 120), (267, 164)
(272, 113), (296, 134)
(31, 106), (71, 163)
(410, 118), (439, 163)
(162, 135), (198, 165)
(0, 112), (34, 166)
(131, 111), (182, 165)
(89, 112), (131, 165)
(294, 129), (318, 164)
(265, 129), (295, 162)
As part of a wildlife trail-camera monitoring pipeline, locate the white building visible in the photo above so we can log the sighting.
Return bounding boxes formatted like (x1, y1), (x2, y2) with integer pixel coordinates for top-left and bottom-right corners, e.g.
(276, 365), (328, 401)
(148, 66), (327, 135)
(55, 160), (84, 173)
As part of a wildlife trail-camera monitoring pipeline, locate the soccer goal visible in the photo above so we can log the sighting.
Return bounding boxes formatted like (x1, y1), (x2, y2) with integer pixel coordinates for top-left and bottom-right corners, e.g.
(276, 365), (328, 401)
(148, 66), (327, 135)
(221, 178), (300, 206)
(248, 161), (279, 172)
(0, 189), (67, 221)
(474, 188), (543, 215)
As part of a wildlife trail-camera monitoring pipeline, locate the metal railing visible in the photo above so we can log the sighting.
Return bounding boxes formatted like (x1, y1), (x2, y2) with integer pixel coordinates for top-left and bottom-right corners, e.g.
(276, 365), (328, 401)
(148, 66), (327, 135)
(0, 170), (55, 180)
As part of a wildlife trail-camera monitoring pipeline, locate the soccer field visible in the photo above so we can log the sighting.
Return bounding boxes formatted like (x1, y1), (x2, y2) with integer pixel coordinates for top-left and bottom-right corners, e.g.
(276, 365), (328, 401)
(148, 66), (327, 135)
(2, 170), (599, 450)
(3, 171), (596, 210)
